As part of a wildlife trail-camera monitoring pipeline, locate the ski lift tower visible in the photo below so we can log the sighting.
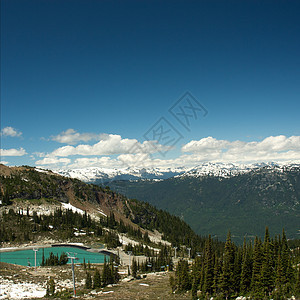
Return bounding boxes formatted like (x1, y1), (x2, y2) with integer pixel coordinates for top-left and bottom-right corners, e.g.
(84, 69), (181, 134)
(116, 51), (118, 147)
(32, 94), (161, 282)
(67, 252), (78, 297)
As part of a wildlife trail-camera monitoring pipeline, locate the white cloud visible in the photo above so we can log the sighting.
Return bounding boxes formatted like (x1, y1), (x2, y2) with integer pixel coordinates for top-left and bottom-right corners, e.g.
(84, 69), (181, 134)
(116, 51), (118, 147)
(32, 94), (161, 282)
(35, 135), (300, 170)
(182, 137), (229, 153)
(0, 148), (27, 156)
(181, 135), (300, 163)
(117, 153), (154, 168)
(35, 157), (71, 165)
(68, 157), (119, 169)
(50, 134), (171, 157)
(1, 127), (22, 137)
(51, 129), (104, 144)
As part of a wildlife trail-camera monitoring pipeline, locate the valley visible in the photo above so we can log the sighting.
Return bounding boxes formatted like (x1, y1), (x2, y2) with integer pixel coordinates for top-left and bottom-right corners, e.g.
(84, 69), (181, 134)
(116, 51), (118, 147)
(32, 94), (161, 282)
(0, 164), (299, 299)
(56, 162), (300, 243)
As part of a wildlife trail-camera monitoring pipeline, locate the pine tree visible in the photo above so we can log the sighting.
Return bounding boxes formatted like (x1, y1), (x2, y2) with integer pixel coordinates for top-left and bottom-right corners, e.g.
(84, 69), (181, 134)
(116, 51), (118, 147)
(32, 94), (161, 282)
(131, 257), (138, 278)
(85, 272), (93, 289)
(221, 231), (235, 298)
(212, 255), (221, 295)
(281, 228), (289, 282)
(93, 268), (101, 288)
(203, 235), (214, 295)
(191, 256), (202, 294)
(240, 239), (252, 293)
(112, 262), (120, 283)
(102, 258), (113, 286)
(275, 252), (284, 297)
(41, 248), (45, 266)
(191, 277), (198, 300)
(251, 237), (263, 298)
(46, 278), (55, 296)
(176, 259), (191, 291)
(233, 246), (242, 294)
(261, 227), (274, 296)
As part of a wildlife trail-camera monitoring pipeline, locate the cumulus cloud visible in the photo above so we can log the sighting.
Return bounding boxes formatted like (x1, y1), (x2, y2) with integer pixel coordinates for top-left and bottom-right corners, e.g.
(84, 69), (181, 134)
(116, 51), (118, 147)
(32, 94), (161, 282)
(35, 135), (300, 170)
(0, 148), (27, 156)
(64, 154), (162, 170)
(68, 157), (119, 169)
(50, 134), (171, 157)
(1, 127), (22, 137)
(35, 157), (71, 165)
(182, 137), (229, 153)
(181, 135), (300, 163)
(51, 129), (104, 144)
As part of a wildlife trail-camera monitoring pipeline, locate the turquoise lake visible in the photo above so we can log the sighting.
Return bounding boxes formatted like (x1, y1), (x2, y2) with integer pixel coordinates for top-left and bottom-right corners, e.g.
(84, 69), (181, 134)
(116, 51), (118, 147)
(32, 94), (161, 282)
(0, 246), (107, 266)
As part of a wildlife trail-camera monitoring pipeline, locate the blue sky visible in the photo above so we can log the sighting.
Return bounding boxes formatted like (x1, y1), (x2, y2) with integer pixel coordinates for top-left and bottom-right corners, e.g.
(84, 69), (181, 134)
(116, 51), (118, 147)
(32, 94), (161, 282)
(1, 0), (300, 169)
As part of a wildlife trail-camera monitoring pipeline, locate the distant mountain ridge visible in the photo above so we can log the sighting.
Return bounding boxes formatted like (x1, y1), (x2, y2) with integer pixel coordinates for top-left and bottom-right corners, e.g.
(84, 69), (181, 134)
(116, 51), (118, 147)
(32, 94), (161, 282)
(55, 162), (300, 183)
(107, 163), (300, 243)
(56, 166), (185, 183)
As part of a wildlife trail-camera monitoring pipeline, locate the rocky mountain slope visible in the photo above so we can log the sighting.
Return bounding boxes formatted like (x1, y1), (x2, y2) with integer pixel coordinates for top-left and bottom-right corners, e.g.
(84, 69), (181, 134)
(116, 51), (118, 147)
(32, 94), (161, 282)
(0, 164), (212, 250)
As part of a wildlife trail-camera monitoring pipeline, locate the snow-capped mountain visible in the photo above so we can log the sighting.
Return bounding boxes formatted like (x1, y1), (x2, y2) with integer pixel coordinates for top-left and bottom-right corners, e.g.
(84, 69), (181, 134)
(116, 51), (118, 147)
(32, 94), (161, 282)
(56, 166), (186, 183)
(54, 162), (300, 183)
(178, 162), (300, 178)
(178, 162), (275, 178)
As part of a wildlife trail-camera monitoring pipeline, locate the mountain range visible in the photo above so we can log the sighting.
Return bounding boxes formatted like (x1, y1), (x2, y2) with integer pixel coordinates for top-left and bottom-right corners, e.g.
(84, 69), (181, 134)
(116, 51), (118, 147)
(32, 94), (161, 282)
(54, 162), (300, 243)
(0, 164), (208, 250)
(56, 162), (300, 183)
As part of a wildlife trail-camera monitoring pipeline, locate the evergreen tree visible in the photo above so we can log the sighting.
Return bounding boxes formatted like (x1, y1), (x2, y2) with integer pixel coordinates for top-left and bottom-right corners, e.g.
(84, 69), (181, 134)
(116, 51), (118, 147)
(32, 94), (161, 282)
(46, 278), (55, 296)
(281, 228), (289, 282)
(176, 259), (191, 291)
(203, 235), (214, 295)
(191, 256), (202, 294)
(233, 246), (242, 294)
(59, 252), (68, 265)
(240, 240), (252, 293)
(101, 258), (114, 286)
(251, 237), (263, 298)
(275, 252), (284, 297)
(111, 262), (120, 283)
(93, 268), (101, 288)
(131, 257), (138, 278)
(41, 248), (45, 266)
(261, 227), (274, 296)
(191, 277), (198, 300)
(85, 272), (93, 289)
(212, 255), (221, 295)
(220, 231), (235, 298)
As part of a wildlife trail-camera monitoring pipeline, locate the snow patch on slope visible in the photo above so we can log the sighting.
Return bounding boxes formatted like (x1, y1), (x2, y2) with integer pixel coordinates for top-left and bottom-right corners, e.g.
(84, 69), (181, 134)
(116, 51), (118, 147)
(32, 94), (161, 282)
(0, 279), (46, 299)
(61, 202), (85, 215)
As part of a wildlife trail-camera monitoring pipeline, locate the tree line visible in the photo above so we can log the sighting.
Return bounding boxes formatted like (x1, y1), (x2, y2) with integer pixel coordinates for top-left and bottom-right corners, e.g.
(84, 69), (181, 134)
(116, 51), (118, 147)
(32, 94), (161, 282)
(41, 250), (69, 266)
(171, 228), (300, 299)
(84, 257), (120, 289)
